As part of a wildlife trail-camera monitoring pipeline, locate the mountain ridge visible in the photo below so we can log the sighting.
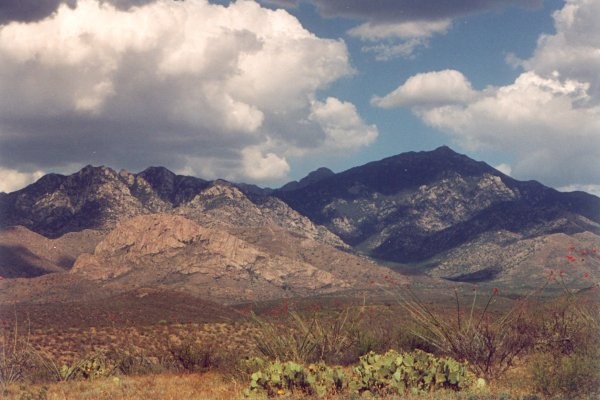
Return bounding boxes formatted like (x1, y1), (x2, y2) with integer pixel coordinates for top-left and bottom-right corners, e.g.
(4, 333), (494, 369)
(272, 146), (600, 264)
(1, 146), (599, 291)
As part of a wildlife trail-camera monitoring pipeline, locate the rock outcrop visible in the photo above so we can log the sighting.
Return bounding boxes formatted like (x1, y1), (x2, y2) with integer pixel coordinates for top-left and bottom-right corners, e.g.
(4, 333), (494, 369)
(72, 214), (358, 303)
(274, 146), (600, 264)
(2, 146), (599, 288)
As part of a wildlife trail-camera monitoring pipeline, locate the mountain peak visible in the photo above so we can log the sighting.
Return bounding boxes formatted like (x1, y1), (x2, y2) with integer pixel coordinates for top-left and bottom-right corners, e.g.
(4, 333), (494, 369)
(139, 166), (176, 180)
(279, 167), (335, 192)
(431, 145), (458, 155)
(78, 164), (116, 176)
(305, 167), (335, 181)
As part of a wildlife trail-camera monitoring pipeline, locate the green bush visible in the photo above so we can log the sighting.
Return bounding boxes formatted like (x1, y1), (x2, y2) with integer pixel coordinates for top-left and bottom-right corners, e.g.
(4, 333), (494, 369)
(243, 358), (346, 398)
(244, 350), (473, 398)
(351, 349), (472, 396)
(60, 353), (116, 381)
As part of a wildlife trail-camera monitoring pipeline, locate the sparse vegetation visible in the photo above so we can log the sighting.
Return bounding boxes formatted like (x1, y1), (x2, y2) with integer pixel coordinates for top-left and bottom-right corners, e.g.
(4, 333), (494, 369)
(388, 284), (539, 380)
(351, 349), (472, 396)
(1, 278), (599, 399)
(0, 309), (34, 393)
(243, 358), (347, 397)
(251, 303), (367, 365)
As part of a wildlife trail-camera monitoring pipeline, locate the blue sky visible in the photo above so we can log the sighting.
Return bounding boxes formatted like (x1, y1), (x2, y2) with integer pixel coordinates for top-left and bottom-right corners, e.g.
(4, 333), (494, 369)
(277, 0), (563, 175)
(0, 0), (598, 195)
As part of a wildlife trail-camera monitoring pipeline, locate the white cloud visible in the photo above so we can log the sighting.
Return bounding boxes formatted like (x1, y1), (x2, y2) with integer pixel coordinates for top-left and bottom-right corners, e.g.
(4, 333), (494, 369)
(271, 1), (542, 61)
(373, 0), (600, 189)
(494, 163), (512, 176)
(0, 0), (371, 185)
(348, 20), (451, 60)
(558, 184), (600, 198)
(348, 19), (451, 41)
(0, 168), (45, 193)
(241, 147), (290, 181)
(524, 0), (600, 101)
(309, 97), (378, 149)
(372, 70), (477, 108)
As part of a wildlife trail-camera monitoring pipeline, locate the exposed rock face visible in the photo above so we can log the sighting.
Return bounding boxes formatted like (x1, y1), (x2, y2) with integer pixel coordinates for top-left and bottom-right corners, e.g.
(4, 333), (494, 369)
(0, 167), (345, 250)
(274, 146), (600, 264)
(175, 181), (347, 249)
(0, 166), (210, 237)
(72, 214), (355, 303)
(0, 167), (351, 286)
(2, 146), (599, 289)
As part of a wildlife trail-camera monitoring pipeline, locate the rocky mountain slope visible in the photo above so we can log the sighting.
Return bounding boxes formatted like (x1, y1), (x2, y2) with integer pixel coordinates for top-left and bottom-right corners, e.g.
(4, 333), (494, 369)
(1, 146), (598, 292)
(429, 230), (600, 287)
(0, 166), (344, 248)
(0, 166), (393, 303)
(67, 213), (392, 303)
(273, 146), (600, 266)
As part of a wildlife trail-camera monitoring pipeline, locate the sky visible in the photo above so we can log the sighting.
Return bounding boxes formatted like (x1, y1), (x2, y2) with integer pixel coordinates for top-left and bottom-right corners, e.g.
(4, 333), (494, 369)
(0, 0), (599, 195)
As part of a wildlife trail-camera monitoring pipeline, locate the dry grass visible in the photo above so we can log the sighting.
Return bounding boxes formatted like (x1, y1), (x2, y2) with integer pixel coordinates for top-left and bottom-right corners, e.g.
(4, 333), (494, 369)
(1, 288), (599, 399)
(1, 369), (543, 400)
(2, 372), (243, 400)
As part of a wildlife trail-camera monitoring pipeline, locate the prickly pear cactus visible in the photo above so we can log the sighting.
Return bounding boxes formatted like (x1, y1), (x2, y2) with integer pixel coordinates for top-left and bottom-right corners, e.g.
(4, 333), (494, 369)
(351, 349), (471, 395)
(60, 353), (116, 381)
(244, 358), (346, 398)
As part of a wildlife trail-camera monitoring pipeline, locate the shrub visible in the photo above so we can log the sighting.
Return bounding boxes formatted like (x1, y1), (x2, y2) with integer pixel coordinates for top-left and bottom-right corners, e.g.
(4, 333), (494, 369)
(0, 313), (33, 392)
(252, 305), (365, 365)
(390, 286), (539, 380)
(529, 289), (600, 399)
(534, 288), (600, 356)
(61, 353), (117, 381)
(16, 385), (48, 400)
(106, 349), (165, 376)
(169, 340), (215, 372)
(351, 349), (472, 396)
(243, 358), (346, 398)
(530, 350), (600, 399)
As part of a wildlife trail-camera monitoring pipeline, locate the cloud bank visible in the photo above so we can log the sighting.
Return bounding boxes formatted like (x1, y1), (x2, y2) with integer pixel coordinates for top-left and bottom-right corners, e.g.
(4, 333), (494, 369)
(374, 0), (600, 191)
(0, 0), (378, 191)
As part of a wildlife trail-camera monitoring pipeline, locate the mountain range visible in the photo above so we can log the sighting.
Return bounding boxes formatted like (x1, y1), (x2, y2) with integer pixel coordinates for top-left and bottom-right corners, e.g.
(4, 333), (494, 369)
(1, 146), (599, 306)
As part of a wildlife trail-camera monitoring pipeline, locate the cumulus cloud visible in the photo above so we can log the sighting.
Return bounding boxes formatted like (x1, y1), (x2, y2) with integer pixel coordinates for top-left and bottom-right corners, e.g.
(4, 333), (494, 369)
(373, 0), (600, 190)
(523, 0), (600, 102)
(309, 97), (378, 149)
(0, 0), (375, 186)
(372, 70), (477, 108)
(241, 147), (290, 181)
(0, 168), (45, 193)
